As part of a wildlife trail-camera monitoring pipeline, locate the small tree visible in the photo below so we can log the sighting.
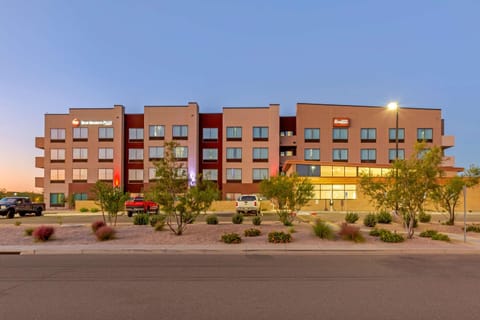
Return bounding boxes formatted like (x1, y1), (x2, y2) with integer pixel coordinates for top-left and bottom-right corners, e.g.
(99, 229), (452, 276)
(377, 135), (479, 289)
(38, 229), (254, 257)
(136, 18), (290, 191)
(260, 174), (314, 226)
(184, 177), (220, 218)
(91, 181), (129, 226)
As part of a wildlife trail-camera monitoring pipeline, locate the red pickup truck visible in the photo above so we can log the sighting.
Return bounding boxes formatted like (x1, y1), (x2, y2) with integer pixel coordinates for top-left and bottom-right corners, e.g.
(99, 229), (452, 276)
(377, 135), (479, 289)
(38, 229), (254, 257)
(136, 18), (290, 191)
(125, 197), (159, 217)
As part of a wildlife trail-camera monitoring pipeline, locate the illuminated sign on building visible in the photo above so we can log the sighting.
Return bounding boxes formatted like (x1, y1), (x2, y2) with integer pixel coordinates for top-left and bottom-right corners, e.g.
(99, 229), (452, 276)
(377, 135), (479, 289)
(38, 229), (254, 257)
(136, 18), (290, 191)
(333, 118), (350, 127)
(72, 119), (113, 126)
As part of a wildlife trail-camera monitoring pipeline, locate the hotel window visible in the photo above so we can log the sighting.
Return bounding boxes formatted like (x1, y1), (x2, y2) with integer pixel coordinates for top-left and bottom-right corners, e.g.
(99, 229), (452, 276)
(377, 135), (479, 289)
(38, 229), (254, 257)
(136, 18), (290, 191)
(99, 148), (114, 162)
(280, 131), (294, 136)
(202, 148), (218, 162)
(333, 128), (348, 142)
(296, 164), (320, 177)
(176, 168), (187, 179)
(99, 127), (114, 141)
(332, 149), (348, 162)
(128, 169), (144, 183)
(226, 148), (242, 162)
(172, 125), (188, 139)
(389, 149), (405, 162)
(73, 148), (88, 162)
(129, 128), (144, 141)
(253, 168), (269, 182)
(174, 146), (188, 161)
(149, 146), (164, 161)
(72, 168), (88, 182)
(226, 168), (242, 182)
(253, 148), (268, 162)
(202, 169), (218, 181)
(50, 193), (65, 207)
(360, 149), (377, 163)
(73, 127), (88, 141)
(304, 128), (320, 142)
(50, 149), (65, 163)
(74, 193), (88, 201)
(203, 128), (218, 141)
(149, 125), (165, 140)
(50, 169), (65, 183)
(253, 127), (268, 141)
(226, 127), (242, 141)
(98, 168), (113, 181)
(128, 149), (144, 162)
(304, 148), (320, 161)
(360, 128), (376, 143)
(389, 128), (405, 143)
(417, 128), (433, 142)
(50, 128), (66, 142)
(148, 168), (158, 181)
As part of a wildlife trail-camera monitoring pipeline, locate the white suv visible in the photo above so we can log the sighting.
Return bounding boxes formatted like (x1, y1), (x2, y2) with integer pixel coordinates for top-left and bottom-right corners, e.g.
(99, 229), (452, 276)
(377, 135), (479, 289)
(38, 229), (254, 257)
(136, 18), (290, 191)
(235, 194), (261, 216)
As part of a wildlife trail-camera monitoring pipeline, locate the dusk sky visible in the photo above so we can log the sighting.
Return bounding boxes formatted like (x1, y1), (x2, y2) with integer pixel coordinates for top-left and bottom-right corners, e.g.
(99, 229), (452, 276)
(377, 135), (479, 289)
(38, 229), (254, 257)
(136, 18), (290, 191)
(1, 0), (479, 192)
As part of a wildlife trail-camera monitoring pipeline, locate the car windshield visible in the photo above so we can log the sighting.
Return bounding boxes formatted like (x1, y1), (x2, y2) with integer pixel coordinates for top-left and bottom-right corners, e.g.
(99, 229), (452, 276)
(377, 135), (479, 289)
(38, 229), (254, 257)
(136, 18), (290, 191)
(0, 198), (16, 203)
(240, 196), (256, 201)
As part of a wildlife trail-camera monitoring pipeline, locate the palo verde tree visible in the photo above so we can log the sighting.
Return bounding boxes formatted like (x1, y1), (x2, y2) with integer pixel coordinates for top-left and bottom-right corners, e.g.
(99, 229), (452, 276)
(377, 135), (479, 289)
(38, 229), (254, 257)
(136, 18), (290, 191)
(91, 181), (129, 226)
(360, 143), (442, 239)
(260, 173), (314, 226)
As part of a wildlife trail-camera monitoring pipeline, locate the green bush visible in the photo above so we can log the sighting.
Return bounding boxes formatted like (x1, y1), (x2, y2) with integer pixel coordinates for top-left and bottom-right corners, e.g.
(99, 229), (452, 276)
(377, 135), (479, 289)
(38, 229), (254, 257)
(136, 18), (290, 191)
(149, 214), (166, 227)
(338, 223), (364, 243)
(418, 212), (431, 223)
(90, 207), (99, 213)
(376, 211), (392, 224)
(95, 226), (116, 241)
(252, 215), (262, 226)
(312, 220), (334, 240)
(232, 213), (244, 224)
(379, 230), (404, 243)
(133, 213), (150, 225)
(431, 233), (450, 242)
(79, 207), (89, 213)
(419, 230), (438, 238)
(363, 213), (377, 227)
(268, 231), (292, 243)
(345, 212), (359, 224)
(24, 227), (34, 236)
(369, 228), (388, 237)
(153, 221), (165, 231)
(244, 228), (261, 237)
(465, 224), (480, 233)
(206, 214), (219, 225)
(221, 232), (242, 244)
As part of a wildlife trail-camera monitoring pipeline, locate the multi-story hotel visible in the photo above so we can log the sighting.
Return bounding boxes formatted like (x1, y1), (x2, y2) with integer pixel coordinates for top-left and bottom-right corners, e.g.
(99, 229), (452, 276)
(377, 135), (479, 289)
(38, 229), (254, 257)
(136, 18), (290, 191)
(35, 102), (458, 210)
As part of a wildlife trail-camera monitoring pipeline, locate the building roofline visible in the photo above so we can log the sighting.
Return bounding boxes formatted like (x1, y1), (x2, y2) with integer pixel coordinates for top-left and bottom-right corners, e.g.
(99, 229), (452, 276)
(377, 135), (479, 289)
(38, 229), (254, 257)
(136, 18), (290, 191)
(297, 102), (442, 111)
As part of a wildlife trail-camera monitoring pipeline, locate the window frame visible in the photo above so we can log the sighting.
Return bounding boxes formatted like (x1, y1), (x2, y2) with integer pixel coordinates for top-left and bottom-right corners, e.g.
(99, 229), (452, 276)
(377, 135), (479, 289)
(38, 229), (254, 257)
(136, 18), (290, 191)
(360, 128), (376, 143)
(252, 147), (268, 162)
(149, 125), (165, 140)
(360, 149), (377, 163)
(304, 148), (320, 161)
(226, 127), (242, 141)
(253, 127), (269, 141)
(332, 128), (348, 142)
(332, 148), (348, 162)
(172, 125), (188, 140)
(304, 128), (320, 142)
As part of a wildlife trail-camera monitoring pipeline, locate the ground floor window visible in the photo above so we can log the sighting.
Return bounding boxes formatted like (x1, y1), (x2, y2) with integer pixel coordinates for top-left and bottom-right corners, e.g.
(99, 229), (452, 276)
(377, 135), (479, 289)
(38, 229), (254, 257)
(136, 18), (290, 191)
(73, 193), (88, 200)
(226, 193), (242, 201)
(50, 193), (65, 207)
(311, 184), (357, 200)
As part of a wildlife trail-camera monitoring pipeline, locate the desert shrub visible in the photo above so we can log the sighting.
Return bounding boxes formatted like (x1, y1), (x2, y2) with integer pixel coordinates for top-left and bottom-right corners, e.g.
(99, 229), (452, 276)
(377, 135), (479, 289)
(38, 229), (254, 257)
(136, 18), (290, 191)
(312, 220), (334, 240)
(404, 215), (418, 228)
(252, 216), (262, 226)
(149, 214), (166, 227)
(419, 230), (438, 238)
(465, 224), (480, 233)
(369, 228), (388, 237)
(153, 221), (165, 231)
(431, 233), (450, 242)
(95, 226), (116, 241)
(133, 213), (150, 225)
(91, 220), (106, 233)
(268, 231), (292, 243)
(79, 207), (89, 213)
(376, 211), (392, 224)
(418, 211), (431, 223)
(206, 214), (219, 225)
(345, 212), (359, 224)
(221, 232), (242, 244)
(363, 213), (377, 227)
(244, 228), (261, 237)
(90, 207), (99, 213)
(379, 230), (404, 243)
(182, 212), (196, 224)
(14, 221), (21, 226)
(232, 213), (244, 224)
(24, 227), (34, 236)
(338, 223), (364, 243)
(32, 225), (55, 242)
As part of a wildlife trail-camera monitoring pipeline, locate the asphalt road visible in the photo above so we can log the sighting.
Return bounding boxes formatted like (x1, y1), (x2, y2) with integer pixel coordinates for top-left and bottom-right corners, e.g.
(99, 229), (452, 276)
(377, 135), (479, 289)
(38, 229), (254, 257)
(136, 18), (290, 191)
(1, 254), (480, 320)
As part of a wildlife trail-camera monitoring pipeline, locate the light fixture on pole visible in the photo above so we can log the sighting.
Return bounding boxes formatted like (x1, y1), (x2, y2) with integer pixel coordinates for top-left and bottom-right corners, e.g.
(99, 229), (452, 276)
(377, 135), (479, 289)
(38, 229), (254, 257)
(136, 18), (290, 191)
(387, 102), (399, 214)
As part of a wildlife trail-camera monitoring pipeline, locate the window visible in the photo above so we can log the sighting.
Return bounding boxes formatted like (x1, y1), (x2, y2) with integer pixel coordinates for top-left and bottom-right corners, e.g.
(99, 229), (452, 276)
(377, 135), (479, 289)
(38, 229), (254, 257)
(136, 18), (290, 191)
(50, 149), (65, 163)
(149, 147), (164, 161)
(50, 128), (66, 142)
(148, 168), (158, 181)
(149, 125), (165, 140)
(417, 128), (433, 142)
(280, 150), (295, 157)
(99, 127), (114, 141)
(389, 149), (405, 162)
(98, 169), (113, 181)
(226, 148), (242, 162)
(128, 169), (144, 182)
(172, 125), (188, 139)
(73, 193), (88, 201)
(252, 168), (269, 182)
(73, 148), (88, 162)
(304, 128), (320, 142)
(280, 131), (294, 136)
(128, 149), (144, 162)
(202, 169), (218, 181)
(203, 128), (218, 141)
(389, 128), (405, 143)
(174, 146), (188, 160)
(226, 168), (242, 182)
(333, 149), (348, 162)
(50, 169), (65, 183)
(176, 168), (187, 179)
(333, 128), (348, 142)
(360, 128), (376, 142)
(360, 149), (376, 163)
(253, 127), (268, 141)
(202, 148), (218, 162)
(253, 148), (268, 162)
(304, 148), (320, 161)
(72, 168), (88, 182)
(129, 128), (144, 141)
(50, 193), (65, 207)
(73, 127), (88, 141)
(99, 148), (114, 162)
(296, 164), (320, 177)
(226, 127), (242, 141)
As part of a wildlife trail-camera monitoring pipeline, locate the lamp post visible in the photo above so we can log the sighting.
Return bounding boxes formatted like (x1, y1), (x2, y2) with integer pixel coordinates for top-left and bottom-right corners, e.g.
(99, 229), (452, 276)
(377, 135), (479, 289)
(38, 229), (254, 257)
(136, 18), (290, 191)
(387, 102), (399, 214)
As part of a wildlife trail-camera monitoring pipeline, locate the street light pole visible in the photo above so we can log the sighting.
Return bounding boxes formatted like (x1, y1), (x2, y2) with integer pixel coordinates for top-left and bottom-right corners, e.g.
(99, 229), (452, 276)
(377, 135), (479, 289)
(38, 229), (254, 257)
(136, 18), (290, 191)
(387, 102), (399, 214)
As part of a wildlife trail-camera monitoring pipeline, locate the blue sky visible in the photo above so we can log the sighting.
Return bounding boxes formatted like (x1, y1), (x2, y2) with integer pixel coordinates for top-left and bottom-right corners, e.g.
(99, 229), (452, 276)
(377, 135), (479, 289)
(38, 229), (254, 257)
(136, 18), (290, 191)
(1, 0), (479, 191)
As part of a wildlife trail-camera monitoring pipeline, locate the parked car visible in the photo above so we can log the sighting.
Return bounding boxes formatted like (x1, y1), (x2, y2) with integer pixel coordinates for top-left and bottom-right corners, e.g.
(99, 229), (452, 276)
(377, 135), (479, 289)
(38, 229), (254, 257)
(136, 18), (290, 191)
(235, 194), (261, 216)
(124, 197), (159, 217)
(0, 197), (45, 219)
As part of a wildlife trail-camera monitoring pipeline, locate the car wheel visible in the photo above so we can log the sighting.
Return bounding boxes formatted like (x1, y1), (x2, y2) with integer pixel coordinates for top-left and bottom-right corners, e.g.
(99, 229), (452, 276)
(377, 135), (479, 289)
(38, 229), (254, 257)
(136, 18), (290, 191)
(127, 211), (133, 217)
(35, 208), (43, 216)
(7, 209), (15, 219)
(19, 212), (26, 217)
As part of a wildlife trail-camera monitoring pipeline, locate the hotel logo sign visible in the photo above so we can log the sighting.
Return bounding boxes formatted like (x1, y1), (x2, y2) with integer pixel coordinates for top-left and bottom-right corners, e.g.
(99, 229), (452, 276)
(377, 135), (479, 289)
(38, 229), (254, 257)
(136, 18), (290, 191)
(72, 118), (113, 126)
(333, 118), (350, 127)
